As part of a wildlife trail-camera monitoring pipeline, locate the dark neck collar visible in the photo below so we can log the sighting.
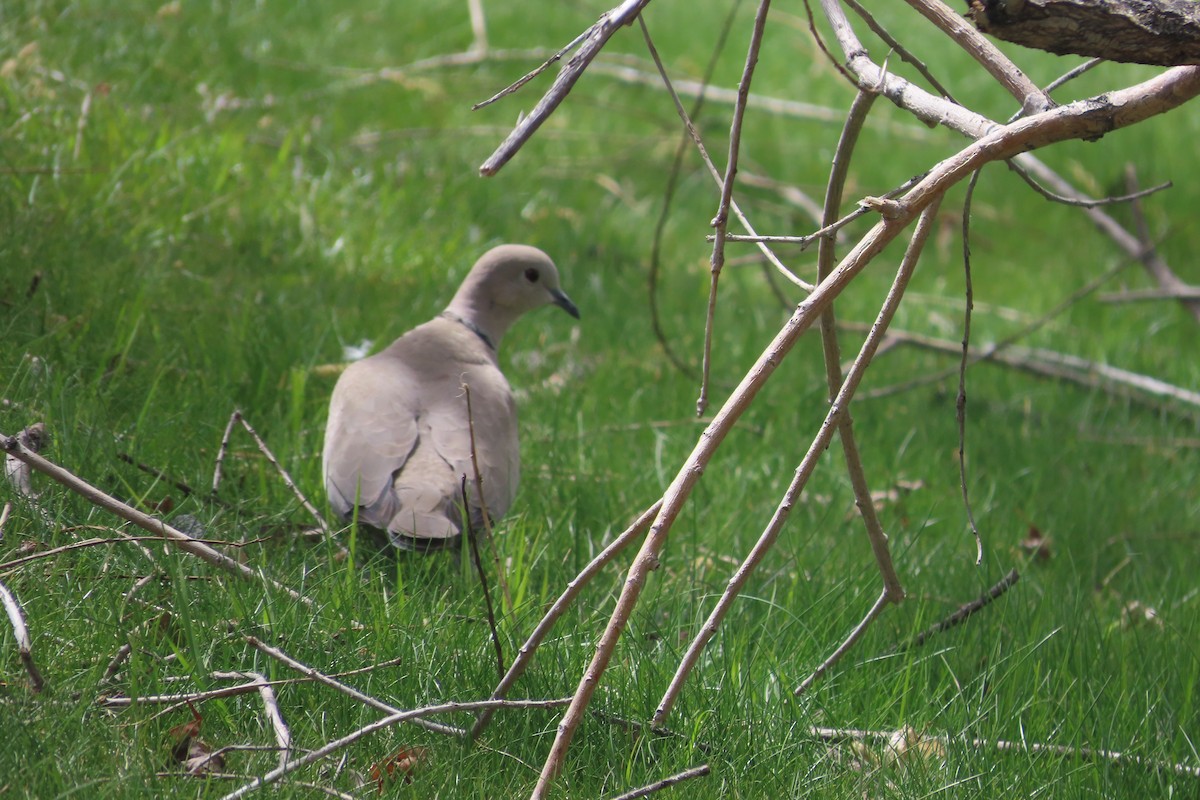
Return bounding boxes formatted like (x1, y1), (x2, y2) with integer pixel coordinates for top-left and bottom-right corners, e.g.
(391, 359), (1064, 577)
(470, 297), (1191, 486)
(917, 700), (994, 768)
(440, 310), (496, 352)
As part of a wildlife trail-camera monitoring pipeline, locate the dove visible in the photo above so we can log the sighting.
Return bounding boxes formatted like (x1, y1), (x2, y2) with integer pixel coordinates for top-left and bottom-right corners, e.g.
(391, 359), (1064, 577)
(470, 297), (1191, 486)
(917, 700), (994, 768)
(322, 244), (579, 551)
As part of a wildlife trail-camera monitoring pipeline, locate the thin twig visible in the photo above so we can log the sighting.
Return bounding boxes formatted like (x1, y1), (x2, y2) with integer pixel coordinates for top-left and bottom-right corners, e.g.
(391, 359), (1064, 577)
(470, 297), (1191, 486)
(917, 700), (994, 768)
(856, 251), (1136, 400)
(473, 29), (593, 109)
(102, 642), (134, 683)
(1, 431), (312, 606)
(467, 0), (488, 53)
(814, 88), (906, 602)
(1098, 287), (1200, 303)
(215, 411), (330, 536)
(1124, 163), (1200, 323)
(0, 579), (44, 692)
(641, 2), (739, 382)
(0, 535), (249, 575)
(1042, 57), (1103, 94)
(639, 14), (810, 293)
(463, 474), (505, 680)
(1012, 155), (1200, 326)
(462, 382), (512, 612)
(698, 0), (774, 417)
(841, 0), (956, 102)
(478, 0), (653, 175)
(810, 725), (1200, 779)
(216, 697), (573, 800)
(654, 202), (940, 725)
(470, 501), (660, 740)
(118, 452), (222, 504)
(1010, 168), (1173, 208)
(246, 635), (465, 737)
(856, 326), (1200, 415)
(213, 671), (291, 771)
(710, 173), (924, 249)
(891, 568), (1020, 653)
(100, 680), (278, 708)
(606, 764), (711, 800)
(795, 587), (890, 696)
(958, 168), (984, 566)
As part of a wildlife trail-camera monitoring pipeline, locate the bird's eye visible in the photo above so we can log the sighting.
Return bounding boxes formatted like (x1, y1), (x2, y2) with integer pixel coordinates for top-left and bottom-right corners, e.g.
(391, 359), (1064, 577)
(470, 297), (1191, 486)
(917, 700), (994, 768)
(524, 267), (540, 283)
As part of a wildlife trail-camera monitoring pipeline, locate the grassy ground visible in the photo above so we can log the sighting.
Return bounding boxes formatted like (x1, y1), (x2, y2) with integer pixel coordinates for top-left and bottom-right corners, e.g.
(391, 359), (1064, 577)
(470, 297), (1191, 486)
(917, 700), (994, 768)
(2, 1), (1199, 797)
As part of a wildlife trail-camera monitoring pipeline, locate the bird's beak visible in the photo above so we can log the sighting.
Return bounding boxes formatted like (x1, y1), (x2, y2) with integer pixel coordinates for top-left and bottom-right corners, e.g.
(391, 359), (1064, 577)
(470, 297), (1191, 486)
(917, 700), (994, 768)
(551, 289), (580, 320)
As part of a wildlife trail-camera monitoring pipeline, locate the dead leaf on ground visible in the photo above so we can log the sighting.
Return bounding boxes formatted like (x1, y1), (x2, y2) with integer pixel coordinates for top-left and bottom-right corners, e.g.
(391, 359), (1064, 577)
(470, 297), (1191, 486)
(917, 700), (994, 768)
(1120, 600), (1163, 630)
(883, 725), (947, 769)
(1018, 524), (1052, 561)
(369, 745), (430, 792)
(168, 701), (226, 776)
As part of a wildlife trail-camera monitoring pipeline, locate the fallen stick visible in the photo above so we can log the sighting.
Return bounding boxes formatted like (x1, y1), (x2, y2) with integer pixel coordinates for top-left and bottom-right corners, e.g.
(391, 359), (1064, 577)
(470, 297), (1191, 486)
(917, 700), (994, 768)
(212, 671), (291, 771)
(810, 725), (1200, 779)
(606, 764), (711, 800)
(216, 697), (573, 800)
(0, 578), (44, 692)
(246, 636), (466, 737)
(890, 569), (1020, 653)
(1, 431), (313, 607)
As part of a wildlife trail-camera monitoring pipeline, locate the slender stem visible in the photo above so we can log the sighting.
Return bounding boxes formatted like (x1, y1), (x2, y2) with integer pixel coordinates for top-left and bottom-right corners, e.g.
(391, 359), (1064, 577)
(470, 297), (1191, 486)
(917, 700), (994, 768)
(815, 88), (905, 601)
(606, 764), (711, 800)
(795, 586), (890, 696)
(652, 200), (940, 726)
(698, 0), (774, 417)
(900, 0), (1050, 113)
(1, 433), (312, 606)
(469, 501), (661, 740)
(957, 169), (984, 565)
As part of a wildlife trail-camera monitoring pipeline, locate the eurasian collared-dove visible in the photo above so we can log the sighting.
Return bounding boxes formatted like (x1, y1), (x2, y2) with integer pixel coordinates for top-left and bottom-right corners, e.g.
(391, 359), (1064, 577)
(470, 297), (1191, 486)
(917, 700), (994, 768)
(322, 244), (579, 551)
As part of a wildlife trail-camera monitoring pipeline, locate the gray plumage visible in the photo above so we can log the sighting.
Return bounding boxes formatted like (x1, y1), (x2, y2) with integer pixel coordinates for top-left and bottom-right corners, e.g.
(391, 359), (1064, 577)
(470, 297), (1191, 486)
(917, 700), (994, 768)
(322, 244), (579, 550)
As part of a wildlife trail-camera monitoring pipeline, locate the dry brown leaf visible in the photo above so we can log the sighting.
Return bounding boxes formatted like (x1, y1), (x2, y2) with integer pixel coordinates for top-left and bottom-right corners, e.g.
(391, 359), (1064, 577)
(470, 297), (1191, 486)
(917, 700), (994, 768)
(167, 701), (203, 743)
(883, 725), (947, 769)
(168, 701), (226, 775)
(369, 745), (430, 791)
(1019, 524), (1052, 561)
(1120, 600), (1164, 630)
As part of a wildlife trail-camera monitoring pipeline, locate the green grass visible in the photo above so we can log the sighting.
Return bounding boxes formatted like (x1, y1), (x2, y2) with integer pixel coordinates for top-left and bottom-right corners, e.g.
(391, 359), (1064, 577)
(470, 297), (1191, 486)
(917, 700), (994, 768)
(2, 1), (1199, 797)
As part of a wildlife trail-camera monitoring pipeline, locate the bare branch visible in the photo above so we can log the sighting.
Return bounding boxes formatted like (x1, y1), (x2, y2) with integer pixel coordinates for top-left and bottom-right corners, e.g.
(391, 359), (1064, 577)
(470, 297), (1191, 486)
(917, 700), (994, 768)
(470, 501), (660, 740)
(860, 326), (1200, 413)
(811, 724), (1200, 778)
(1098, 287), (1200, 303)
(699, 0), (775, 417)
(1124, 163), (1200, 322)
(795, 587), (890, 696)
(890, 568), (1020, 653)
(0, 579), (44, 692)
(246, 635), (466, 737)
(652, 201), (941, 726)
(638, 15), (811, 292)
(478, 0), (653, 175)
(1, 430), (312, 606)
(217, 697), (573, 800)
(215, 411), (330, 537)
(212, 671), (291, 771)
(957, 168), (985, 566)
(1010, 167), (1173, 208)
(606, 764), (712, 800)
(902, 0), (1053, 113)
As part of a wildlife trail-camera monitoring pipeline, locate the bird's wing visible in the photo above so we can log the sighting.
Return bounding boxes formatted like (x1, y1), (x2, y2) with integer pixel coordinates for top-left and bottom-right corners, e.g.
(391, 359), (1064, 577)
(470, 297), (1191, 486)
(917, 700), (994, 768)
(426, 364), (519, 527)
(322, 354), (421, 528)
